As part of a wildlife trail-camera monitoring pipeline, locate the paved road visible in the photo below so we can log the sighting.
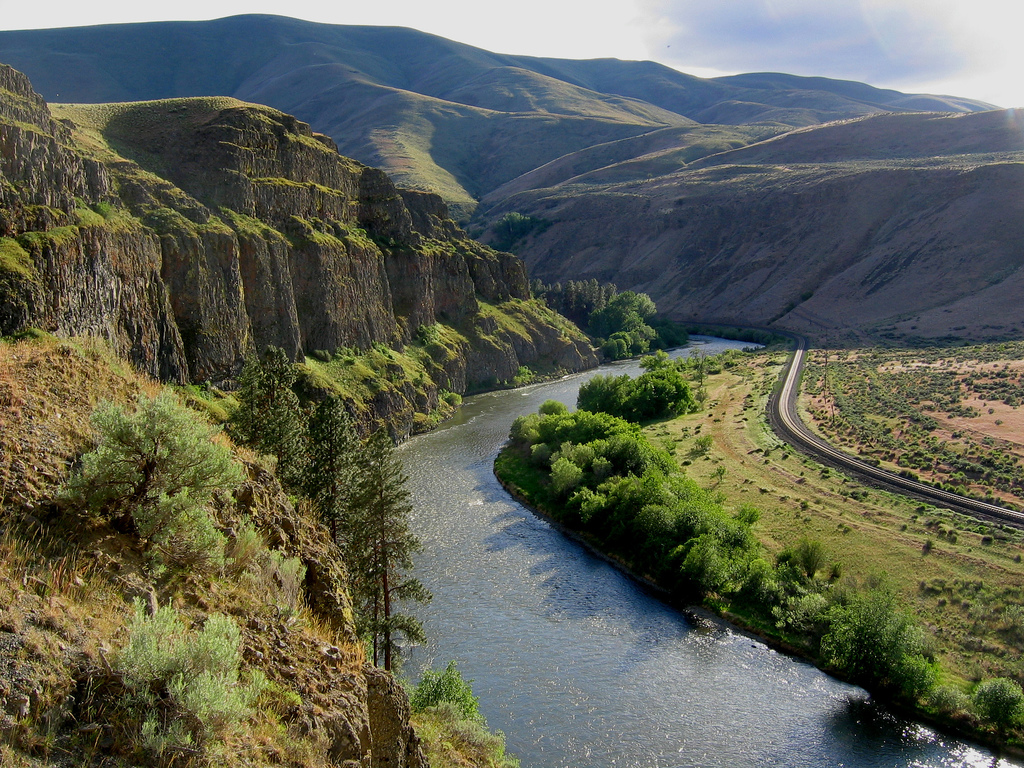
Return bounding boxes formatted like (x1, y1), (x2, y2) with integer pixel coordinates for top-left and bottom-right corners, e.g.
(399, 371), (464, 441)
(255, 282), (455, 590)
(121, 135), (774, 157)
(766, 332), (1024, 528)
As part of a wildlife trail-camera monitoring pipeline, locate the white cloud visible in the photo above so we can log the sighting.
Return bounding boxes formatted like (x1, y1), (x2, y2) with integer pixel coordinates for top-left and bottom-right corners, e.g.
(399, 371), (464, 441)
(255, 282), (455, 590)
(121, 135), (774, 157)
(636, 0), (1022, 106)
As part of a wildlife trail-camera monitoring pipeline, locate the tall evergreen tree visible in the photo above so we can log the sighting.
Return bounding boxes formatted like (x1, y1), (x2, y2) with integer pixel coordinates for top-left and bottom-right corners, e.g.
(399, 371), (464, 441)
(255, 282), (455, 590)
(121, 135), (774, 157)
(346, 429), (430, 670)
(229, 347), (306, 487)
(304, 395), (360, 543)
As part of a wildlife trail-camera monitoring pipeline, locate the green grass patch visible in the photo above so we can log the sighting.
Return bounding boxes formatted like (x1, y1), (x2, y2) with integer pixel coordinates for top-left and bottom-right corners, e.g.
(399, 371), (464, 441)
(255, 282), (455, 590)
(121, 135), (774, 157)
(0, 237), (35, 279)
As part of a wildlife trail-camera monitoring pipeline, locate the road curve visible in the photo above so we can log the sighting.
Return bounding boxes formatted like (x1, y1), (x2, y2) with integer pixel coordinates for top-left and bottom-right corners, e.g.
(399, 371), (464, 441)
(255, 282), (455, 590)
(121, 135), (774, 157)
(766, 332), (1024, 528)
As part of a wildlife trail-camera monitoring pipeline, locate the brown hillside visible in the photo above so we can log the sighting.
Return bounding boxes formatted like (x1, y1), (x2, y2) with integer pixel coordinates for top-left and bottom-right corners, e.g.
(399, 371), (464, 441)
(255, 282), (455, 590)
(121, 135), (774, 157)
(481, 110), (1024, 345)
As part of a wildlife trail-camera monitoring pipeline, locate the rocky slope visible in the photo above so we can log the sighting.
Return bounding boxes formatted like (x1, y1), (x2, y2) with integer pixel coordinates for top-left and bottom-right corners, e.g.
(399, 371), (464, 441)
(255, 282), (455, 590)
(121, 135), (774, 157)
(479, 110), (1024, 346)
(0, 334), (425, 767)
(0, 63), (595, 435)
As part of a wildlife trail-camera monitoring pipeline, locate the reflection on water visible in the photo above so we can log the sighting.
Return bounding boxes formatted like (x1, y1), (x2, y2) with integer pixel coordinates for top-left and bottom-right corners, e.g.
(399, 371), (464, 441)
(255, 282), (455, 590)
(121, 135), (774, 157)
(400, 339), (1019, 768)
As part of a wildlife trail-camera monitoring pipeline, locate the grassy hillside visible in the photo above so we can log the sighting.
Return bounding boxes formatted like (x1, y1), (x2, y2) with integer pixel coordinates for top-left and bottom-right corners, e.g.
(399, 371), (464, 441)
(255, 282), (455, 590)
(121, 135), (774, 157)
(0, 15), (994, 218)
(0, 332), (520, 767)
(477, 109), (1024, 345)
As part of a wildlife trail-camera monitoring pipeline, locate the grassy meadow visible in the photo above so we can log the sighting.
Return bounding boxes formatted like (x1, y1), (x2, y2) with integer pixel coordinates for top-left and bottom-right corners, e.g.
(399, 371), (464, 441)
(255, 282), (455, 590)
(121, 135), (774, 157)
(651, 348), (1024, 687)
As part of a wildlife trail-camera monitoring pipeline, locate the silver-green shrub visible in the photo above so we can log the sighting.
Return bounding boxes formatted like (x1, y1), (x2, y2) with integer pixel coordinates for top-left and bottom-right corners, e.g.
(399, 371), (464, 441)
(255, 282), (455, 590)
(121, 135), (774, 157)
(115, 600), (265, 757)
(64, 392), (242, 570)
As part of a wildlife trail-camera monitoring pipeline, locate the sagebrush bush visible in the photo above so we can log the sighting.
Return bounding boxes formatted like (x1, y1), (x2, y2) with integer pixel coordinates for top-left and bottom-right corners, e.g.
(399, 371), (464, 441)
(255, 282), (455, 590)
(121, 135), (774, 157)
(225, 522), (265, 578)
(63, 392), (242, 570)
(115, 600), (265, 759)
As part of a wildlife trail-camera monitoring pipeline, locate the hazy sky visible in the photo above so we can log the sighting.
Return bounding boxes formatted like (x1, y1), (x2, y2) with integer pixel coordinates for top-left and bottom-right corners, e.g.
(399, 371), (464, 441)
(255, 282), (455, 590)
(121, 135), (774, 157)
(2, 0), (1020, 108)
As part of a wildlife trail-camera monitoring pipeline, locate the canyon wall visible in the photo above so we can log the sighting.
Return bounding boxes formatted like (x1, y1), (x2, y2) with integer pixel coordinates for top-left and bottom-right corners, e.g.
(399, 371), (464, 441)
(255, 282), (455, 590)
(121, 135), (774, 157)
(0, 63), (595, 422)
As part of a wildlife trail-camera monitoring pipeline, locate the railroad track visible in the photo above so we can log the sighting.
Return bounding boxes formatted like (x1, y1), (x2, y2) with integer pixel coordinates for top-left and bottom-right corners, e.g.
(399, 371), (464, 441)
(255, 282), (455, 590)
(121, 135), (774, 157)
(766, 333), (1024, 528)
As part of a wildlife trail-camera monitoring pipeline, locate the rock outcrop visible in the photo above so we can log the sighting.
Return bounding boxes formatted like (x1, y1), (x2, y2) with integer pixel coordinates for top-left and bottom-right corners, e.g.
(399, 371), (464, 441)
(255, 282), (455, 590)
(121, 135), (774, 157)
(0, 64), (595, 415)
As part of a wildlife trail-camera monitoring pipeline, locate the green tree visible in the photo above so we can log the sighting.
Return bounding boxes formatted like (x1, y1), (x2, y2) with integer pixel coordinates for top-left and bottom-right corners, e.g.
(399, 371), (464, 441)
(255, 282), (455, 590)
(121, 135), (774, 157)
(304, 395), (360, 543)
(625, 368), (695, 421)
(229, 347), (305, 487)
(973, 677), (1024, 732)
(682, 534), (731, 594)
(577, 368), (694, 422)
(820, 584), (936, 699)
(63, 393), (241, 567)
(347, 429), (431, 671)
(589, 291), (656, 338)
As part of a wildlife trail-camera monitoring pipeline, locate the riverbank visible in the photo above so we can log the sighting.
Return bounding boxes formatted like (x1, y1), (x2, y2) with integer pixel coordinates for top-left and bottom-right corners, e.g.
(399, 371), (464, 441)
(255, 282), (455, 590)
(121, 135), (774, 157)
(400, 336), (1018, 767)
(494, 448), (1024, 760)
(491, 345), (1024, 757)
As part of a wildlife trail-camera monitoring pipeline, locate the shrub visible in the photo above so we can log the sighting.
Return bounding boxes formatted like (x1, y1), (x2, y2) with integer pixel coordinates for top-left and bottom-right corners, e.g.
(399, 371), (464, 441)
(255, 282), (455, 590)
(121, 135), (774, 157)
(820, 585), (936, 699)
(115, 601), (265, 758)
(549, 457), (583, 497)
(538, 399), (568, 416)
(1004, 604), (1024, 641)
(927, 685), (972, 716)
(778, 538), (828, 580)
(63, 392), (241, 569)
(973, 677), (1024, 731)
(530, 443), (553, 467)
(414, 703), (520, 768)
(682, 535), (731, 594)
(416, 323), (442, 346)
(410, 661), (482, 723)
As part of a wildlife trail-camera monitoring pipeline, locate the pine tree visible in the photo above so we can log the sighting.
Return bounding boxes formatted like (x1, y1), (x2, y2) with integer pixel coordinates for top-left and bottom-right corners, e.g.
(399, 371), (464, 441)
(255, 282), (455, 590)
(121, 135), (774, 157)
(229, 347), (306, 488)
(304, 395), (360, 543)
(346, 429), (430, 670)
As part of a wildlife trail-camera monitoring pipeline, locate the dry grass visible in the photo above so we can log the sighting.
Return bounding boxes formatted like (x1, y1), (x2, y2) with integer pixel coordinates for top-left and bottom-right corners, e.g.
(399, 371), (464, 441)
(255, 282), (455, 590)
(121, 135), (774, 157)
(0, 335), (365, 765)
(801, 346), (1024, 507)
(646, 351), (1024, 685)
(0, 334), (159, 512)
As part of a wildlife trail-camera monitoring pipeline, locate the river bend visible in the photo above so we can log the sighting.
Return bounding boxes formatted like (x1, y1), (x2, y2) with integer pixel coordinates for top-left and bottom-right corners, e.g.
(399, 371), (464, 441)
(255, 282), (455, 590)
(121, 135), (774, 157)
(401, 338), (1018, 768)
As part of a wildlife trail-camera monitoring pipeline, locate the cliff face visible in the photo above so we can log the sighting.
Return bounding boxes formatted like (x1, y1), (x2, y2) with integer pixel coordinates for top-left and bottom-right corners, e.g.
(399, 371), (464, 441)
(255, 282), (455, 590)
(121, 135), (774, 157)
(0, 64), (595, 421)
(0, 65), (189, 380)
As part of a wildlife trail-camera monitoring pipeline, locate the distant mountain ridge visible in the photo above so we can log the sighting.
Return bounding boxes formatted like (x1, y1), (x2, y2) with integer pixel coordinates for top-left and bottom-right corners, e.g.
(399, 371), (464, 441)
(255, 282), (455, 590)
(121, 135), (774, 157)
(2, 15), (1018, 346)
(0, 14), (994, 219)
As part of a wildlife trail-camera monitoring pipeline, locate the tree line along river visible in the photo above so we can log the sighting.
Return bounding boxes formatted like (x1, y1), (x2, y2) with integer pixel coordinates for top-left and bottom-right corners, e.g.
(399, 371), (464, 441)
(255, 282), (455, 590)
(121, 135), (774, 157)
(400, 338), (1019, 768)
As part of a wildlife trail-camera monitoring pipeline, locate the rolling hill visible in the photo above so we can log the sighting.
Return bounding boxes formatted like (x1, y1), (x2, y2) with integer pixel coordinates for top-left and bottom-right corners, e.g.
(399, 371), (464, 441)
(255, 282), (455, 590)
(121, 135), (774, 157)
(0, 14), (1016, 343)
(0, 14), (993, 220)
(477, 109), (1024, 345)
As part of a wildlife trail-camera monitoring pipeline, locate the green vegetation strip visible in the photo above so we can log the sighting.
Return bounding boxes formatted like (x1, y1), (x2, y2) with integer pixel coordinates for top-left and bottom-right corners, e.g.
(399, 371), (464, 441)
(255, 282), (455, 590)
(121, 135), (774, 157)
(495, 352), (1024, 749)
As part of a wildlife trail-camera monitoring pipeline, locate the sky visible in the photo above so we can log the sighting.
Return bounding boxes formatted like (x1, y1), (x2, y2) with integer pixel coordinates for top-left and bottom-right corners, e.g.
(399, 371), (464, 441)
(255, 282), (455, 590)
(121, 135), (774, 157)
(1, 0), (1021, 108)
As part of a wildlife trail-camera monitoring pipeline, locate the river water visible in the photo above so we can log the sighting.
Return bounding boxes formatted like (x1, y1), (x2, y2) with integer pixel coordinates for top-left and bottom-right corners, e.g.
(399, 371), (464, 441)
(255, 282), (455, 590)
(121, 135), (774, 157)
(401, 338), (1018, 768)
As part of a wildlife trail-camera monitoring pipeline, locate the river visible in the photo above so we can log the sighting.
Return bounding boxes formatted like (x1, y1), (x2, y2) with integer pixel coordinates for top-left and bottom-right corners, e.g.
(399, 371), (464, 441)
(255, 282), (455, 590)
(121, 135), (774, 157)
(401, 338), (1018, 768)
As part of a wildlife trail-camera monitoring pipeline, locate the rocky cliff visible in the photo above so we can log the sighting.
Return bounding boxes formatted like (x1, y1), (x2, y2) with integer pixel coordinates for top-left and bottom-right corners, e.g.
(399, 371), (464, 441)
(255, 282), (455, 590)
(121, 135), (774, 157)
(0, 63), (595, 432)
